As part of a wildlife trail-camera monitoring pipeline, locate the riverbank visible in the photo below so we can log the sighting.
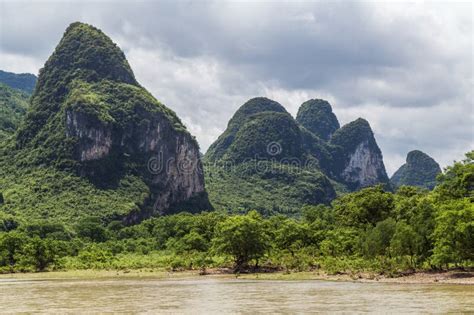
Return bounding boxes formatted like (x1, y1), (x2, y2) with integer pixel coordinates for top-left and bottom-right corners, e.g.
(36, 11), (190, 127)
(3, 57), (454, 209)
(1, 268), (472, 285)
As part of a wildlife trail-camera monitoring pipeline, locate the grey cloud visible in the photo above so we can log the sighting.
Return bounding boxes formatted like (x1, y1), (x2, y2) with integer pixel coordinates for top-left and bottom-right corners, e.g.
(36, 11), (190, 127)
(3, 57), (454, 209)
(0, 0), (472, 172)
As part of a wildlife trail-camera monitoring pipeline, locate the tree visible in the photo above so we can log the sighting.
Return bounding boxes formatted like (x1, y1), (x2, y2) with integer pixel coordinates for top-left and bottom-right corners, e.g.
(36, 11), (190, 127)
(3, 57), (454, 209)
(212, 211), (269, 271)
(361, 218), (397, 258)
(434, 151), (474, 201)
(431, 199), (474, 267)
(0, 231), (25, 269)
(76, 217), (107, 242)
(319, 227), (360, 257)
(333, 185), (394, 227)
(274, 219), (309, 256)
(390, 221), (421, 267)
(17, 237), (58, 271)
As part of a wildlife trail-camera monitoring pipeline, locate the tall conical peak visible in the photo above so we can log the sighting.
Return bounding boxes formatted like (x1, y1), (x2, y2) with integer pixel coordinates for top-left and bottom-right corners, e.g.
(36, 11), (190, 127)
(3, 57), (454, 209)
(205, 97), (288, 162)
(223, 111), (302, 163)
(35, 22), (137, 92)
(16, 22), (139, 146)
(11, 22), (210, 218)
(296, 99), (340, 141)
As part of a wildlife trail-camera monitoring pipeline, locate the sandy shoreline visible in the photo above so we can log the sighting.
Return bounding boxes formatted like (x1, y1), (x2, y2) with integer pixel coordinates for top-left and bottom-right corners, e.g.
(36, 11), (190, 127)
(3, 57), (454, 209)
(0, 269), (472, 285)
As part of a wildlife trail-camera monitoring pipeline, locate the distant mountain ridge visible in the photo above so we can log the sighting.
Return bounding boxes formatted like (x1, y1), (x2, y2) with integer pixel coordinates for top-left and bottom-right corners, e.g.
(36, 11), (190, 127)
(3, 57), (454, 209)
(0, 70), (37, 94)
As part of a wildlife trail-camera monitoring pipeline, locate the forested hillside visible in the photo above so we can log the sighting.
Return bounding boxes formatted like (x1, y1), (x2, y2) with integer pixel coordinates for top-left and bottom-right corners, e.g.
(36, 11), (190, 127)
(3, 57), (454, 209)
(0, 83), (30, 139)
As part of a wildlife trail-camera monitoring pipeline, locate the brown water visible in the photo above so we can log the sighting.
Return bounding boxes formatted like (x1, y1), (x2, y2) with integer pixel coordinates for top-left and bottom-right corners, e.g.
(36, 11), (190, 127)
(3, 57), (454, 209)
(0, 277), (473, 313)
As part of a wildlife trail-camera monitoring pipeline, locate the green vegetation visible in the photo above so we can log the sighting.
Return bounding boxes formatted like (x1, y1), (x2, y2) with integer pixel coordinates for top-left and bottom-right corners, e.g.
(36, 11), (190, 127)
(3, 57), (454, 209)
(204, 96), (392, 214)
(224, 112), (302, 163)
(0, 22), (209, 220)
(205, 161), (336, 216)
(1, 151), (471, 274)
(0, 70), (37, 94)
(0, 165), (149, 223)
(0, 83), (30, 139)
(205, 97), (288, 162)
(391, 150), (442, 189)
(296, 99), (340, 141)
(0, 22), (470, 277)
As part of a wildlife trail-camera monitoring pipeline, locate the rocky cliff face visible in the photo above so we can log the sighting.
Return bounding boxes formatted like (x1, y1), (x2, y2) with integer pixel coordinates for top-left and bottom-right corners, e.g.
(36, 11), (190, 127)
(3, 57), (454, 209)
(339, 139), (387, 188)
(330, 118), (389, 190)
(14, 22), (210, 218)
(391, 150), (441, 189)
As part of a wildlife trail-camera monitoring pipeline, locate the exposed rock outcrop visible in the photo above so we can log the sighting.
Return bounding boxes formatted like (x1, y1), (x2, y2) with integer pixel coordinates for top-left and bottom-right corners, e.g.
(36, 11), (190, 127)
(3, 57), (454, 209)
(330, 118), (389, 190)
(391, 150), (441, 190)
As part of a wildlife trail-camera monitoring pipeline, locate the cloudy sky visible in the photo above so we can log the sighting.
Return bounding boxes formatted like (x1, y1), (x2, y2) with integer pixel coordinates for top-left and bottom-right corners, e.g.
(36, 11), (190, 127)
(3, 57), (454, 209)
(0, 0), (472, 174)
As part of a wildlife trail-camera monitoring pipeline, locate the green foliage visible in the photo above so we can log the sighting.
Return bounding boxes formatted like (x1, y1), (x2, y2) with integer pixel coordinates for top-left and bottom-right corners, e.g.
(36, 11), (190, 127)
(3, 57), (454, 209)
(205, 97), (287, 162)
(205, 161), (336, 215)
(434, 151), (474, 201)
(212, 211), (270, 270)
(0, 83), (30, 139)
(0, 165), (149, 222)
(431, 199), (474, 266)
(0, 70), (36, 94)
(296, 99), (340, 141)
(0, 150), (472, 274)
(361, 218), (397, 258)
(333, 185), (394, 227)
(391, 150), (441, 190)
(224, 112), (303, 163)
(390, 221), (421, 266)
(319, 227), (360, 257)
(76, 217), (108, 242)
